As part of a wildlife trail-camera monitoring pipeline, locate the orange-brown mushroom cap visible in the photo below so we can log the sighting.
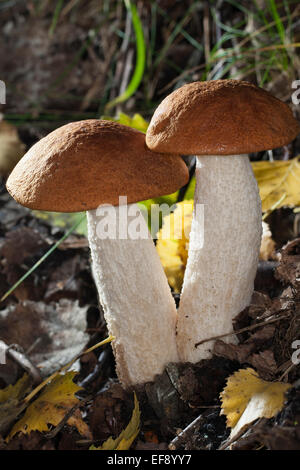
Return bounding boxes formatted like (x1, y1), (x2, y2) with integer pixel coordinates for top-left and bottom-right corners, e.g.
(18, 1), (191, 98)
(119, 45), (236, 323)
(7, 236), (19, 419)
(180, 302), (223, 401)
(146, 80), (300, 155)
(6, 120), (189, 212)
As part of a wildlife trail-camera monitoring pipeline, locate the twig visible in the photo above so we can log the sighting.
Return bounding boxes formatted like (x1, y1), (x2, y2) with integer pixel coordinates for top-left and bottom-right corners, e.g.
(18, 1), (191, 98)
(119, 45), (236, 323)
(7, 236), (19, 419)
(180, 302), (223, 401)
(278, 362), (295, 382)
(218, 419), (263, 450)
(23, 335), (114, 404)
(195, 313), (290, 348)
(44, 403), (81, 439)
(0, 340), (42, 385)
(44, 396), (93, 439)
(168, 414), (204, 450)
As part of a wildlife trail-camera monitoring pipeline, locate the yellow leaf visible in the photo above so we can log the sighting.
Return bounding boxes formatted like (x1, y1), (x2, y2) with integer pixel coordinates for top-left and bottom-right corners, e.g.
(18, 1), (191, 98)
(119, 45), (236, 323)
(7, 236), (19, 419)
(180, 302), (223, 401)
(90, 393), (140, 450)
(156, 201), (193, 293)
(220, 368), (291, 438)
(0, 374), (30, 404)
(252, 156), (300, 212)
(102, 113), (148, 133)
(129, 113), (149, 133)
(0, 374), (32, 435)
(8, 371), (89, 440)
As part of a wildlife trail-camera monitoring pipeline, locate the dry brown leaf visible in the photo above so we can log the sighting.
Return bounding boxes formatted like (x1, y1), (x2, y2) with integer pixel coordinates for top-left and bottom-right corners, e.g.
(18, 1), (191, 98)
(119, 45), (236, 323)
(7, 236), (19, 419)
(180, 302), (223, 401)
(90, 393), (140, 450)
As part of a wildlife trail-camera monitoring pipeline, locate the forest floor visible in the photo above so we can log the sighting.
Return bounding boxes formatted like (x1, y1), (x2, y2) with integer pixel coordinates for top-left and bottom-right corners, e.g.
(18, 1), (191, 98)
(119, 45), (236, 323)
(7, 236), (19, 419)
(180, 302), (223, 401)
(0, 0), (300, 451)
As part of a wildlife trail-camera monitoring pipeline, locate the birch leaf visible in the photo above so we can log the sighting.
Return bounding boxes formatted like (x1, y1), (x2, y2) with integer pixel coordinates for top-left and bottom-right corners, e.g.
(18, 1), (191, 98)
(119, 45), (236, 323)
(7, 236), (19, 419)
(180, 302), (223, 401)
(220, 368), (291, 438)
(8, 371), (89, 440)
(252, 156), (300, 212)
(0, 374), (30, 404)
(90, 393), (140, 450)
(0, 374), (32, 435)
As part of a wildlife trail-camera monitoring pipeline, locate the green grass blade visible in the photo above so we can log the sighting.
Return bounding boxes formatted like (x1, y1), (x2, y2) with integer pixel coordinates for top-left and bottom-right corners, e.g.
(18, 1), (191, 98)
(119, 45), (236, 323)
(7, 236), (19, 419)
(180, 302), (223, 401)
(253, 0), (270, 26)
(180, 29), (203, 52)
(49, 0), (64, 37)
(268, 0), (286, 44)
(105, 0), (146, 111)
(153, 2), (199, 68)
(0, 214), (86, 303)
(222, 0), (253, 16)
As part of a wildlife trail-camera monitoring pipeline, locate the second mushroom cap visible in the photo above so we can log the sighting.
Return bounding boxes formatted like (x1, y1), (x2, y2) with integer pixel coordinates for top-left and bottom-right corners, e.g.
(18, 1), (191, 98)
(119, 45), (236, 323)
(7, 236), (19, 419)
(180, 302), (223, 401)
(146, 79), (300, 155)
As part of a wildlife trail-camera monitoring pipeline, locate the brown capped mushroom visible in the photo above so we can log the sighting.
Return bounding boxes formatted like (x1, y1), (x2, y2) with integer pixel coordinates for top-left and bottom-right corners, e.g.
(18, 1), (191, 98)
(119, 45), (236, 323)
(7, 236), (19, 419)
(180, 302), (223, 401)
(146, 79), (300, 363)
(6, 120), (189, 387)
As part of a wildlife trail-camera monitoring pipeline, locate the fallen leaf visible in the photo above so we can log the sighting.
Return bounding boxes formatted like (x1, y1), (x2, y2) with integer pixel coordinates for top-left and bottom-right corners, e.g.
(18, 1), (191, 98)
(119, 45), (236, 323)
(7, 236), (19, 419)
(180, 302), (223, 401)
(0, 374), (30, 404)
(275, 237), (300, 288)
(90, 393), (140, 450)
(220, 368), (291, 438)
(103, 112), (148, 133)
(247, 350), (278, 380)
(88, 381), (130, 442)
(0, 374), (32, 435)
(0, 300), (89, 378)
(8, 371), (89, 440)
(252, 156), (300, 213)
(213, 340), (253, 363)
(0, 226), (48, 266)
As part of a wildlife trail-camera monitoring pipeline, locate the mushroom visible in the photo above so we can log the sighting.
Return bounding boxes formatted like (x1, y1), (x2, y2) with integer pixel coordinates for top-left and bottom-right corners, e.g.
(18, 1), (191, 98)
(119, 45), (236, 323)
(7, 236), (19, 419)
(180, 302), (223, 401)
(146, 79), (300, 363)
(6, 120), (189, 387)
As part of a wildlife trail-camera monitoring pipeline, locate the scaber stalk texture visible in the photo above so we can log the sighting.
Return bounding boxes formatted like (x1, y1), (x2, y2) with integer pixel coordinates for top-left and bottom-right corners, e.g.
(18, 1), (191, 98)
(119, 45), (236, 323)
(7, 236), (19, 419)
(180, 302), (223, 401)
(176, 155), (262, 362)
(87, 204), (179, 388)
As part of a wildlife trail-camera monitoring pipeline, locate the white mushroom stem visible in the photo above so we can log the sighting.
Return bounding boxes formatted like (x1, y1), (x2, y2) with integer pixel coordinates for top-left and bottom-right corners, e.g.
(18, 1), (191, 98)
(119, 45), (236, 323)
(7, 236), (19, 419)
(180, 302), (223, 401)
(87, 203), (179, 388)
(176, 155), (262, 363)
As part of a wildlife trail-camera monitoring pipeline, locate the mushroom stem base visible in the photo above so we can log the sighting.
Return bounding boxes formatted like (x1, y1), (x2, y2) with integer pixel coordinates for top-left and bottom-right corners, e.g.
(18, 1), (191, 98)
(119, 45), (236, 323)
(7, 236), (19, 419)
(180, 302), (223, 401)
(176, 154), (262, 362)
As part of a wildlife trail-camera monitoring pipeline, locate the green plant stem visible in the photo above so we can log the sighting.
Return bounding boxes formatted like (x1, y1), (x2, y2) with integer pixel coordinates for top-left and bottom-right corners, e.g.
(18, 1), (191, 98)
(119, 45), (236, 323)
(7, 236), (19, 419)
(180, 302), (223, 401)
(24, 335), (114, 404)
